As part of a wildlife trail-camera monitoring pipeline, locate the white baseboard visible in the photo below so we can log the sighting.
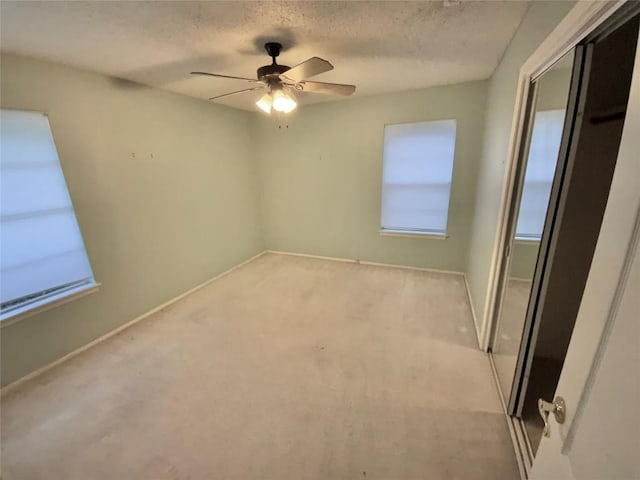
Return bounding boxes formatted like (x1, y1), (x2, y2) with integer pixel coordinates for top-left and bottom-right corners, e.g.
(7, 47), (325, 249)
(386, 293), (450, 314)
(266, 249), (465, 276)
(463, 274), (483, 349)
(266, 249), (355, 264)
(509, 276), (534, 283)
(1, 250), (267, 396)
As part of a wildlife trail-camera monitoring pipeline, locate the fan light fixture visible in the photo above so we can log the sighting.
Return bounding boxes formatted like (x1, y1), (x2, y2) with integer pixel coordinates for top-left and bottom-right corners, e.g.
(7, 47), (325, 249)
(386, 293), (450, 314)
(256, 94), (272, 114)
(272, 90), (297, 113)
(255, 89), (297, 114)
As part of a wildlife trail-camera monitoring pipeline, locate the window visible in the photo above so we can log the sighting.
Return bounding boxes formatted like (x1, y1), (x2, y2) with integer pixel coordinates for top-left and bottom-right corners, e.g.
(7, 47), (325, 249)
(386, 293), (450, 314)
(380, 119), (457, 235)
(1, 110), (96, 322)
(515, 109), (565, 240)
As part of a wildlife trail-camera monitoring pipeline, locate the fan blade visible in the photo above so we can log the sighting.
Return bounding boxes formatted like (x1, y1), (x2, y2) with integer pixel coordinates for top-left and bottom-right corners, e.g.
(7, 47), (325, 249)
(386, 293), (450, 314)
(209, 86), (264, 101)
(294, 80), (356, 96)
(280, 57), (333, 83)
(191, 71), (260, 83)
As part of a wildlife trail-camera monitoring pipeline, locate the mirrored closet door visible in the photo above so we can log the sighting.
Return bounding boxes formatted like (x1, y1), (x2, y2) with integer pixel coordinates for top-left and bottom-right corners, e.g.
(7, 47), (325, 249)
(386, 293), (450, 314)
(491, 49), (575, 402)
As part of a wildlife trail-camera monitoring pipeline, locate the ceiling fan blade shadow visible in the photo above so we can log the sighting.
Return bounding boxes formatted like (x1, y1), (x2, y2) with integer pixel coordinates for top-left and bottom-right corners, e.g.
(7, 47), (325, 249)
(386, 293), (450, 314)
(191, 71), (261, 83)
(295, 81), (356, 96)
(209, 86), (264, 101)
(280, 57), (333, 83)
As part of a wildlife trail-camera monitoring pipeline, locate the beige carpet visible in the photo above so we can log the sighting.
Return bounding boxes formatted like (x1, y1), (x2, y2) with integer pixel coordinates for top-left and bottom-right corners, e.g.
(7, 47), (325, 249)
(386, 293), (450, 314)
(1, 253), (518, 479)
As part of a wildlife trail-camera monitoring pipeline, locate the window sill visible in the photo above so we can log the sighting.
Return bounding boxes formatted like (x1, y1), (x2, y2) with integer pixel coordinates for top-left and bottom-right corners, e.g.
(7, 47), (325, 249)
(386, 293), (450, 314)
(514, 236), (541, 245)
(0, 282), (101, 328)
(379, 229), (449, 240)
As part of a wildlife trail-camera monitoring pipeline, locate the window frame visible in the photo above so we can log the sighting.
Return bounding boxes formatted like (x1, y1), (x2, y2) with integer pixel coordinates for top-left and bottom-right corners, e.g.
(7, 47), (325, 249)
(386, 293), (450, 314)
(0, 281), (100, 327)
(378, 119), (457, 238)
(0, 109), (99, 326)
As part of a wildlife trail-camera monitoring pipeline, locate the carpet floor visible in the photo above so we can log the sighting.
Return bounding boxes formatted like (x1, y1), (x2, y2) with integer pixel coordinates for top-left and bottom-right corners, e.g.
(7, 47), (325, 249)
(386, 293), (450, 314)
(1, 253), (518, 479)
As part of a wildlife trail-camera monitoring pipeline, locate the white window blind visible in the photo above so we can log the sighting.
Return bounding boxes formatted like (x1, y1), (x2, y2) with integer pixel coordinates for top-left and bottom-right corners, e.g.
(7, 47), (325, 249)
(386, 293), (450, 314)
(516, 109), (566, 239)
(381, 119), (457, 234)
(1, 110), (95, 320)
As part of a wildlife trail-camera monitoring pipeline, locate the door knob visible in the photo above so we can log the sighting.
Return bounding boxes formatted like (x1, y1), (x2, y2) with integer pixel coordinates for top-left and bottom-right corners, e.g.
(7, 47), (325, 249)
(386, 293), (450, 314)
(538, 396), (566, 437)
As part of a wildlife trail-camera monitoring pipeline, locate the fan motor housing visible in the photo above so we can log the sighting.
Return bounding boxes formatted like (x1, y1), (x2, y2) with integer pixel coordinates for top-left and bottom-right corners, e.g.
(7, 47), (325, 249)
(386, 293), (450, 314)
(257, 63), (291, 80)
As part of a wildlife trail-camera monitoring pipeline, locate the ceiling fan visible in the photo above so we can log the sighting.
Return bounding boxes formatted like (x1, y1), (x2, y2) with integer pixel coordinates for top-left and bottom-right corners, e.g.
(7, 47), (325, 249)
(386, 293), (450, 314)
(191, 42), (356, 114)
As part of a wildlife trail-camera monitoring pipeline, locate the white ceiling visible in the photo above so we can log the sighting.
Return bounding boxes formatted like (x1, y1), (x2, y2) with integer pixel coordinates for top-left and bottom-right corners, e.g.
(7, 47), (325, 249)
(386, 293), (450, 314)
(0, 1), (529, 111)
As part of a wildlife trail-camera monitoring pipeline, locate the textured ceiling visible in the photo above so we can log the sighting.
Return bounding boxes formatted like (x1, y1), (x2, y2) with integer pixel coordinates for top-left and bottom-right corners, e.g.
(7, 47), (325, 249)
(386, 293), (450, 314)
(0, 1), (529, 111)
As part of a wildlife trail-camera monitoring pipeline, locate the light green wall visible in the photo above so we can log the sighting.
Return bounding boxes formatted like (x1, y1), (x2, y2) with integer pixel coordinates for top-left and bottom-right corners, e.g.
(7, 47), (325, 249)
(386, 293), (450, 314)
(465, 1), (575, 329)
(511, 241), (540, 280)
(537, 67), (573, 112)
(254, 82), (487, 272)
(0, 54), (264, 386)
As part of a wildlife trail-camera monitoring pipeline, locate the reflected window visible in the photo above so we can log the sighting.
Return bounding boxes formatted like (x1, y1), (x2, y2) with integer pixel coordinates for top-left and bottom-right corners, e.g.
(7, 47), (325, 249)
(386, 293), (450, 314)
(515, 109), (565, 240)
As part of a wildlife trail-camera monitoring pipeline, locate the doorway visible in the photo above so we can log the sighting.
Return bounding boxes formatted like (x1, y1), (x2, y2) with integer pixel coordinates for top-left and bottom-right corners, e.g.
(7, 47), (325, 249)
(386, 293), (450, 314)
(489, 4), (640, 461)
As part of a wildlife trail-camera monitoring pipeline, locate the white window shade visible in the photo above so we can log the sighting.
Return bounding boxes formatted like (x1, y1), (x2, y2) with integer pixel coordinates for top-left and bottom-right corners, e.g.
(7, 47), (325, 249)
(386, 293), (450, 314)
(516, 109), (566, 239)
(381, 119), (457, 234)
(1, 110), (95, 319)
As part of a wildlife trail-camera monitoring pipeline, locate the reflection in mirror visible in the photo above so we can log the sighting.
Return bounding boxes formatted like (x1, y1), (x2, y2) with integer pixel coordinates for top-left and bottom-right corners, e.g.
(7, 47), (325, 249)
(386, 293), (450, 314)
(492, 50), (574, 400)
